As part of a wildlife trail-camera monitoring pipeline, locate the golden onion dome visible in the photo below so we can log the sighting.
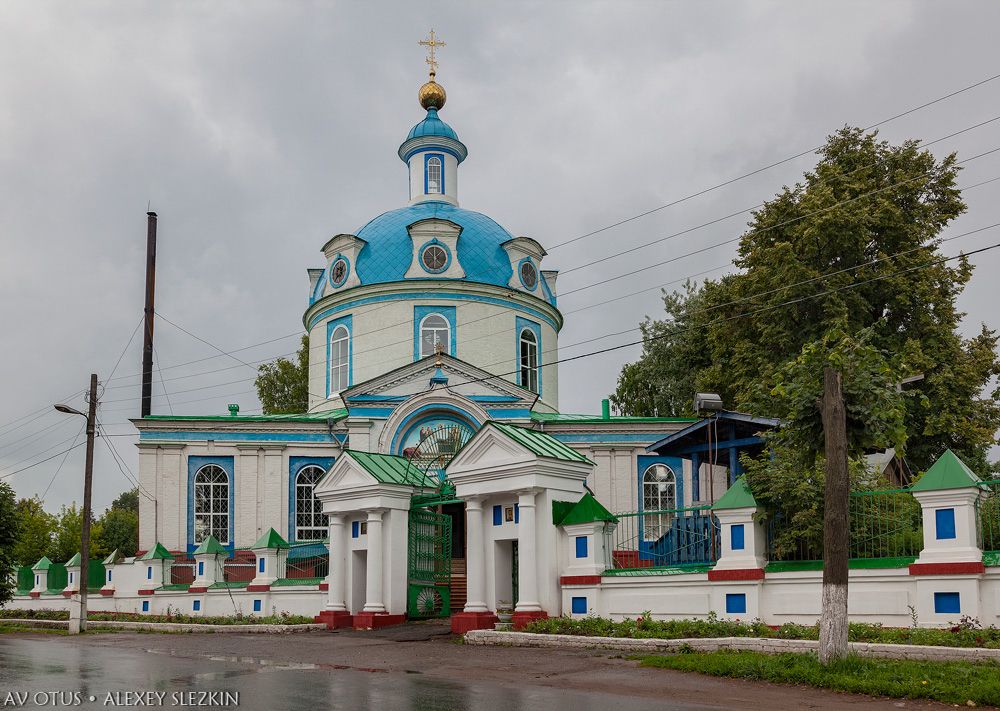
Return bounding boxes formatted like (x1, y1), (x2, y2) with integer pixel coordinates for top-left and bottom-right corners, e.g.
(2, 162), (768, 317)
(419, 78), (446, 110)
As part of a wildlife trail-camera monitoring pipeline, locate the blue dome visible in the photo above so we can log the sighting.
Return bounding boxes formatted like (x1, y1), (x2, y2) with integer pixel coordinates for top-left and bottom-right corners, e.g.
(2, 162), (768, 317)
(406, 108), (460, 141)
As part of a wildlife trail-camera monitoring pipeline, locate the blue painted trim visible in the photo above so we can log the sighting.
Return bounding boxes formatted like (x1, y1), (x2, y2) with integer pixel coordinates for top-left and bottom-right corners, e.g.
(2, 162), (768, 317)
(402, 144), (464, 164)
(637, 455), (685, 511)
(141, 431), (338, 443)
(142, 600), (149, 612)
(730, 524), (745, 551)
(548, 433), (701, 445)
(288, 456), (336, 542)
(346, 407), (396, 418)
(348, 395), (408, 403)
(517, 257), (538, 292)
(571, 596), (587, 614)
(388, 403), (481, 455)
(329, 255), (351, 288)
(352, 521), (360, 538)
(418, 239), (452, 275)
(193, 600), (201, 611)
(146, 566), (152, 580)
(935, 508), (957, 540)
(514, 503), (519, 524)
(470, 396), (521, 403)
(258, 558), (266, 574)
(493, 505), (502, 526)
(326, 314), (353, 397)
(665, 437), (766, 457)
(308, 291), (560, 333)
(539, 271), (557, 307)
(197, 561), (204, 577)
(484, 408), (533, 420)
(515, 317), (542, 396)
(187, 456), (235, 553)
(414, 305), (457, 360)
(575, 536), (588, 559)
(934, 591), (960, 614)
(311, 267), (327, 304)
(253, 599), (262, 613)
(423, 153), (445, 196)
(725, 593), (747, 614)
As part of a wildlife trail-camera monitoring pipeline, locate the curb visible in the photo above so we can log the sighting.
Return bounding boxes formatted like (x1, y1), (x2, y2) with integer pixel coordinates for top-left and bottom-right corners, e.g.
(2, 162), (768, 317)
(463, 630), (1000, 663)
(1, 619), (325, 634)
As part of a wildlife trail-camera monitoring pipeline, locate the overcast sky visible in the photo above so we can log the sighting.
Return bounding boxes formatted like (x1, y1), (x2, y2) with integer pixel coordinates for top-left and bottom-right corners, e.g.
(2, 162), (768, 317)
(2, 1), (998, 513)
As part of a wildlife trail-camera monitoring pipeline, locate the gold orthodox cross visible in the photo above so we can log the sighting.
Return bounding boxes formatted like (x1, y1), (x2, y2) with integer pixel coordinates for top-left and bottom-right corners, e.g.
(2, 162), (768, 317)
(435, 340), (445, 366)
(419, 29), (446, 77)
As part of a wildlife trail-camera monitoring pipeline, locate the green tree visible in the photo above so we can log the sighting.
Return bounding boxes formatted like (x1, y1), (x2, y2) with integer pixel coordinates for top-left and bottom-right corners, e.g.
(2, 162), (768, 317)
(0, 482), (19, 605)
(110, 488), (139, 513)
(613, 127), (999, 471)
(11, 497), (55, 566)
(255, 335), (309, 414)
(51, 503), (83, 565)
(92, 488), (139, 559)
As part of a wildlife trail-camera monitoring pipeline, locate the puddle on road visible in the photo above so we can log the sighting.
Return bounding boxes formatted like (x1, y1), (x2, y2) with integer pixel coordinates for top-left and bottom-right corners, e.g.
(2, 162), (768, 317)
(144, 647), (421, 676)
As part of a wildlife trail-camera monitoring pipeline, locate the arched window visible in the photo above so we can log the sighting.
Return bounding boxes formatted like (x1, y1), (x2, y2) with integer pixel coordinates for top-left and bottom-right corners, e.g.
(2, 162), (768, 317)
(294, 465), (327, 541)
(420, 313), (451, 358)
(518, 328), (538, 393)
(642, 464), (676, 541)
(426, 156), (442, 194)
(329, 325), (349, 395)
(193, 464), (229, 545)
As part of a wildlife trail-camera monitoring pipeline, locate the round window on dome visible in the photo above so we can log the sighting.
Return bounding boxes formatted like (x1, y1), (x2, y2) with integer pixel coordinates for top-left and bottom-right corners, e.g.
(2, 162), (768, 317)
(420, 243), (450, 274)
(519, 260), (538, 290)
(330, 257), (349, 287)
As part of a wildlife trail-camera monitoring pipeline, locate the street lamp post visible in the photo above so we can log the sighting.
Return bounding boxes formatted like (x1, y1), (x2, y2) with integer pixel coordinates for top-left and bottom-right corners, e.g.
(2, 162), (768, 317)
(54, 373), (98, 634)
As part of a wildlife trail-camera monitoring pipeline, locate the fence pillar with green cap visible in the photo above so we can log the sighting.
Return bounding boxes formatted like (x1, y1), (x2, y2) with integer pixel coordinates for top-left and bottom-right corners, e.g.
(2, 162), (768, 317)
(100, 549), (121, 595)
(63, 553), (82, 597)
(191, 535), (228, 590)
(30, 556), (52, 598)
(556, 493), (617, 618)
(138, 543), (174, 593)
(249, 528), (289, 590)
(708, 476), (766, 619)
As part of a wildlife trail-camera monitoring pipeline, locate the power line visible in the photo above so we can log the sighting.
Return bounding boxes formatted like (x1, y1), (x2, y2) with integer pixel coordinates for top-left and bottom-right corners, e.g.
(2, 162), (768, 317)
(40, 422), (86, 502)
(0, 442), (87, 480)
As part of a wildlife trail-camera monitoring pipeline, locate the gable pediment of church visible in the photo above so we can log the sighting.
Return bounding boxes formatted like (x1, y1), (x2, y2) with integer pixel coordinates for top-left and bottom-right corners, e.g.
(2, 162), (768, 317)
(342, 354), (536, 408)
(447, 426), (535, 474)
(314, 457), (374, 495)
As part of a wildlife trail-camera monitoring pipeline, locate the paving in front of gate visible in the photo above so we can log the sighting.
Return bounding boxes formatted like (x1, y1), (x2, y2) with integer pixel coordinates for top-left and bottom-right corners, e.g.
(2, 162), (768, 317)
(0, 624), (948, 710)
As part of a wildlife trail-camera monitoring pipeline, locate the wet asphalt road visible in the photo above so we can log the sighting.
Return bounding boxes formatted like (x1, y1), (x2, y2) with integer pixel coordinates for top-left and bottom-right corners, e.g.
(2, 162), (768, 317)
(0, 636), (706, 711)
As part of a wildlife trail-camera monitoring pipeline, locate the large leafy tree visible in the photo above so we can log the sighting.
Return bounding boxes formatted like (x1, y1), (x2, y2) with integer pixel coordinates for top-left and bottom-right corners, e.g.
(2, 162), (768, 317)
(51, 503), (83, 564)
(92, 488), (139, 558)
(0, 482), (19, 605)
(255, 335), (309, 414)
(11, 496), (55, 566)
(613, 127), (1000, 471)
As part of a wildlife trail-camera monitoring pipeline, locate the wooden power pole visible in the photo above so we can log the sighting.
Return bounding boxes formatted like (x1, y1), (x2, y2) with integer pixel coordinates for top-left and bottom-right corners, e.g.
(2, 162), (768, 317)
(818, 367), (849, 664)
(141, 211), (157, 418)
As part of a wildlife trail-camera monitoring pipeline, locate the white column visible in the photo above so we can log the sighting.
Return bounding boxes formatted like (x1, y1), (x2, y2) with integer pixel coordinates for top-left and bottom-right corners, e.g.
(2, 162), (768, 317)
(464, 497), (488, 613)
(515, 490), (542, 612)
(362, 509), (385, 613)
(326, 515), (348, 612)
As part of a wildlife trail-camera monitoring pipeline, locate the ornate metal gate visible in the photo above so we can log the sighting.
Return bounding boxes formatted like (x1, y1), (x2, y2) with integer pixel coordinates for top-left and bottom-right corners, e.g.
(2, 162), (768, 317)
(407, 508), (453, 618)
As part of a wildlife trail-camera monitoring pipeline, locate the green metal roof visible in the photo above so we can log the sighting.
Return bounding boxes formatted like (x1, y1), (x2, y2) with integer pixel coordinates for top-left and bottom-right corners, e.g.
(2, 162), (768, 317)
(910, 449), (981, 492)
(490, 422), (593, 464)
(32, 556), (53, 571)
(347, 450), (438, 488)
(193, 535), (228, 556)
(139, 543), (175, 561)
(252, 528), (290, 550)
(553, 493), (617, 526)
(65, 553), (82, 567)
(531, 412), (696, 425)
(712, 475), (757, 510)
(102, 549), (122, 565)
(139, 407), (347, 424)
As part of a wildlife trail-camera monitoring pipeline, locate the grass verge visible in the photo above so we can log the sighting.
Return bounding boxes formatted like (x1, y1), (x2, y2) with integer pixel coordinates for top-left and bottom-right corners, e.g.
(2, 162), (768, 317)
(640, 650), (1000, 706)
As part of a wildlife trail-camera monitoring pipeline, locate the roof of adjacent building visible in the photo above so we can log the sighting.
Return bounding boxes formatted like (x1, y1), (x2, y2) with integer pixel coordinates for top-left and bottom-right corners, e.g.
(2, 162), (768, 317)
(552, 493), (617, 526)
(712, 475), (757, 510)
(646, 411), (780, 454)
(530, 412), (696, 425)
(347, 450), (439, 488)
(139, 543), (174, 561)
(252, 528), (290, 550)
(910, 449), (981, 492)
(490, 422), (593, 464)
(138, 407), (348, 424)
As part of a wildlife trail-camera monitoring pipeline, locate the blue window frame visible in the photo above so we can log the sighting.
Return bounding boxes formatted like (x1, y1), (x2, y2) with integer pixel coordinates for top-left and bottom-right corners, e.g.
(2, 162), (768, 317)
(934, 592), (960, 614)
(493, 505), (502, 526)
(193, 600), (201, 612)
(253, 599), (262, 613)
(146, 566), (152, 580)
(517, 257), (538, 291)
(326, 315), (353, 397)
(575, 536), (588, 559)
(414, 306), (456, 360)
(424, 153), (445, 194)
(514, 504), (519, 523)
(197, 561), (204, 577)
(352, 521), (360, 538)
(258, 558), (266, 574)
(187, 455), (235, 554)
(731, 524), (745, 551)
(107, 570), (112, 582)
(515, 317), (541, 395)
(935, 508), (957, 540)
(418, 239), (452, 275)
(69, 572), (74, 584)
(142, 600), (150, 613)
(725, 593), (747, 614)
(571, 596), (587, 615)
(329, 255), (351, 288)
(289, 457), (334, 542)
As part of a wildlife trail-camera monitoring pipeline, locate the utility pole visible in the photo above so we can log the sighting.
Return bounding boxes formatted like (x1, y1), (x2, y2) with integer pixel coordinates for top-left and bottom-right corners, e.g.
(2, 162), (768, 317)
(818, 367), (849, 664)
(141, 211), (157, 418)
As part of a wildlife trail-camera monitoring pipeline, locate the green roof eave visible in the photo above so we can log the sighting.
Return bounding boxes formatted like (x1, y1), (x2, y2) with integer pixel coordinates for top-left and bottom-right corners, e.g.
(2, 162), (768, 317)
(252, 528), (290, 550)
(193, 535), (228, 555)
(554, 493), (617, 526)
(490, 422), (594, 464)
(102, 549), (122, 565)
(910, 449), (981, 492)
(65, 553), (82, 567)
(531, 412), (697, 425)
(347, 450), (438, 488)
(139, 543), (175, 561)
(32, 556), (53, 571)
(138, 407), (348, 424)
(712, 475), (757, 510)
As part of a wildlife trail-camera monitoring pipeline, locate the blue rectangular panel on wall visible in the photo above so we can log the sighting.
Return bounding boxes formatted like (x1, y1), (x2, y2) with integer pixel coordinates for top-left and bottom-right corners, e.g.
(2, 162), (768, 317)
(258, 558), (266, 573)
(198, 561), (204, 577)
(725, 593), (747, 614)
(935, 508), (956, 540)
(193, 600), (201, 612)
(493, 505), (502, 526)
(142, 600), (149, 612)
(253, 599), (262, 613)
(571, 596), (587, 614)
(934, 592), (960, 614)
(514, 504), (519, 523)
(730, 524), (745, 551)
(575, 536), (588, 559)
(352, 521), (360, 538)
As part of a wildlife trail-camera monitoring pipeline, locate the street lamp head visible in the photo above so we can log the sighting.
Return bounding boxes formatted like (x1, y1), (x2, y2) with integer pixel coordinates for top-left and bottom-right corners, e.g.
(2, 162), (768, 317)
(54, 404), (86, 417)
